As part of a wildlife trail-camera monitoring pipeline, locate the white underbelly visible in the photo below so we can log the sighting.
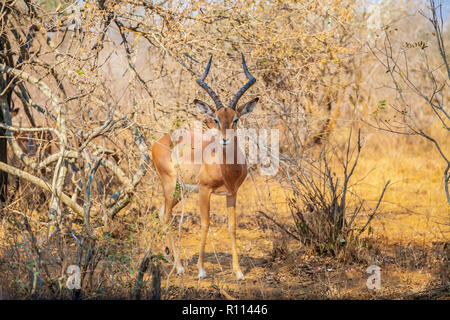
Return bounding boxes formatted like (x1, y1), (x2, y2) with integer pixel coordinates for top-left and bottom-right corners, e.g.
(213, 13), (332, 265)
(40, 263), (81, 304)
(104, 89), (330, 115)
(182, 184), (232, 196)
(212, 190), (233, 196)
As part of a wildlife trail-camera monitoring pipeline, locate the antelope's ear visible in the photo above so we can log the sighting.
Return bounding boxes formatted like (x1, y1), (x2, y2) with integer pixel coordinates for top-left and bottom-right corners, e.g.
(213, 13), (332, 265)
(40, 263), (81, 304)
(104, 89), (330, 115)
(194, 99), (215, 117)
(238, 98), (259, 117)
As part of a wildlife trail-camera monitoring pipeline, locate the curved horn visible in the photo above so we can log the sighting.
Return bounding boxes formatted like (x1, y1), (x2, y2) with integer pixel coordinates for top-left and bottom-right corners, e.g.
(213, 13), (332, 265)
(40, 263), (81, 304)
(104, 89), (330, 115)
(196, 56), (224, 110)
(229, 53), (256, 110)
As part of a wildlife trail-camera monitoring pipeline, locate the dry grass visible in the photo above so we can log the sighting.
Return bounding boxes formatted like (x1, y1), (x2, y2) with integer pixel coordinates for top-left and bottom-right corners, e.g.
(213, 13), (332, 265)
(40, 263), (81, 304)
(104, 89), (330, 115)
(353, 128), (449, 244)
(118, 124), (448, 300)
(1, 119), (448, 300)
(2, 120), (447, 299)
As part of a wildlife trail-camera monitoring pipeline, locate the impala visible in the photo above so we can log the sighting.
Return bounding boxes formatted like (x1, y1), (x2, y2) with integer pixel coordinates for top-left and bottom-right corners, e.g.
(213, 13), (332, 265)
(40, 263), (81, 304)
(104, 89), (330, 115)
(152, 54), (258, 280)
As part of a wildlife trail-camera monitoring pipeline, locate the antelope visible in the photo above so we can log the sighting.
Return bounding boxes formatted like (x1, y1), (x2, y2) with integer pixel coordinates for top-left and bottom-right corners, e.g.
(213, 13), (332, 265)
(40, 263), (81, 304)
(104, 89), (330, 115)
(152, 54), (258, 280)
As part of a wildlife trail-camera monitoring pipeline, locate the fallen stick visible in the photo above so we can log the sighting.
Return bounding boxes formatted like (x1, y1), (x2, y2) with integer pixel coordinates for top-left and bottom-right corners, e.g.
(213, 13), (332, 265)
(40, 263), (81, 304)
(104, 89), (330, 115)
(211, 284), (236, 300)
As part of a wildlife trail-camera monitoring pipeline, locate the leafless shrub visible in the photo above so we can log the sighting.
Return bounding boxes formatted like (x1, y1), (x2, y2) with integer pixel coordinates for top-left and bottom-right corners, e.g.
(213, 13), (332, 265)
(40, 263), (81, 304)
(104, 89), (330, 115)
(286, 130), (390, 259)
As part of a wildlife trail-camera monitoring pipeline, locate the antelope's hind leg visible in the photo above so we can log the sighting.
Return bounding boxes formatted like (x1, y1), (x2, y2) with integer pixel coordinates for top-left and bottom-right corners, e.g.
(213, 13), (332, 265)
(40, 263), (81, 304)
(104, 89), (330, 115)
(227, 194), (244, 281)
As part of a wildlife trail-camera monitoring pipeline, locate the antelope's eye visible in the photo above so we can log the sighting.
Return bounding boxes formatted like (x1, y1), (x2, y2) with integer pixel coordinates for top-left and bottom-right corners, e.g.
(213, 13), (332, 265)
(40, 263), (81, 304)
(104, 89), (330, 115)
(232, 118), (238, 124)
(214, 118), (220, 126)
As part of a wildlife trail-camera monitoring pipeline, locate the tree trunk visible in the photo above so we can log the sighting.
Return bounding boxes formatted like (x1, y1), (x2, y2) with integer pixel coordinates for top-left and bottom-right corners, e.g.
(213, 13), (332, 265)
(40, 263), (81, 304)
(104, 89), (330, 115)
(0, 95), (8, 204)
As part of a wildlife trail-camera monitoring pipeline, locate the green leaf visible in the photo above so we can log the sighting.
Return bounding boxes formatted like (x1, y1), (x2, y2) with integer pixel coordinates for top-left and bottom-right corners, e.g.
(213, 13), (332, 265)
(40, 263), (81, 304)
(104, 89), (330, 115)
(76, 69), (85, 75)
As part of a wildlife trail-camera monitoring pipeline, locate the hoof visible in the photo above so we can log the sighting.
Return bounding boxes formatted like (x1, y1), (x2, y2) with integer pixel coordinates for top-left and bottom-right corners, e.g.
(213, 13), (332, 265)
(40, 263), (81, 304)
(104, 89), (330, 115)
(235, 271), (245, 281)
(176, 265), (185, 274)
(198, 269), (207, 280)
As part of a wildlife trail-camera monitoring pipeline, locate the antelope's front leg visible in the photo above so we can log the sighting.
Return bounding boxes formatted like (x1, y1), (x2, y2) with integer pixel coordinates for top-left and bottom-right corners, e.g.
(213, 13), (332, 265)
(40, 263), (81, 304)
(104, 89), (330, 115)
(227, 194), (244, 280)
(197, 187), (211, 279)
